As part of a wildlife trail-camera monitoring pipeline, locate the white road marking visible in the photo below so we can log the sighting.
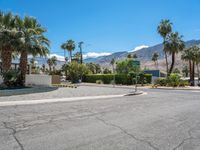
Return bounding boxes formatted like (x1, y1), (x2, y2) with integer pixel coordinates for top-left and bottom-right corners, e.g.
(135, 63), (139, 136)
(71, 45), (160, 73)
(0, 94), (125, 107)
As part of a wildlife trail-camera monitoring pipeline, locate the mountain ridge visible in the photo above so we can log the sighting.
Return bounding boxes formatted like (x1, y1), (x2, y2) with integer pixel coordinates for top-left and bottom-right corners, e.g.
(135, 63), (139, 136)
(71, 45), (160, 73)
(84, 39), (200, 69)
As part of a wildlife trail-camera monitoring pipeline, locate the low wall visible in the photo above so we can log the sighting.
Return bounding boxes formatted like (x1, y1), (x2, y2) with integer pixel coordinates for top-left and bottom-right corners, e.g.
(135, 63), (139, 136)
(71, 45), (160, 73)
(25, 74), (52, 86)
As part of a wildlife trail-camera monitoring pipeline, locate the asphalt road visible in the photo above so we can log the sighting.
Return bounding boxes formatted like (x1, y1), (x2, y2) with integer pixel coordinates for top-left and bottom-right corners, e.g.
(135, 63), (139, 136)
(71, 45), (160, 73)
(0, 88), (200, 150)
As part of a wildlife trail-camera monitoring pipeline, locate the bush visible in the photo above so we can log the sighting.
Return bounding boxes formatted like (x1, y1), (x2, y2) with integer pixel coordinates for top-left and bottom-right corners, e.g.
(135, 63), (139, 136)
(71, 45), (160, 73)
(96, 80), (104, 84)
(155, 74), (189, 87)
(63, 62), (90, 83)
(1, 70), (22, 88)
(83, 73), (152, 85)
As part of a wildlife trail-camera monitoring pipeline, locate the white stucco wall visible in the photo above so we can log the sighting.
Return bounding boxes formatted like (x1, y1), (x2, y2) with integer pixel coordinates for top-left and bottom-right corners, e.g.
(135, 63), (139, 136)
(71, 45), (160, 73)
(25, 74), (52, 86)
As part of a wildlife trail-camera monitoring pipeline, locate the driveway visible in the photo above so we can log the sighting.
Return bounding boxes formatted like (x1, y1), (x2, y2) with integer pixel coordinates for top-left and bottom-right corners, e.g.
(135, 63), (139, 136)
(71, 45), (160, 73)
(0, 87), (200, 150)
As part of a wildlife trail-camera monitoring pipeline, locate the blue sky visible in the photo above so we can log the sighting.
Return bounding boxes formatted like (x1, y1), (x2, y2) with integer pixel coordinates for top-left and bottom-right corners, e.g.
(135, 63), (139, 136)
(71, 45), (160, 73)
(1, 0), (200, 59)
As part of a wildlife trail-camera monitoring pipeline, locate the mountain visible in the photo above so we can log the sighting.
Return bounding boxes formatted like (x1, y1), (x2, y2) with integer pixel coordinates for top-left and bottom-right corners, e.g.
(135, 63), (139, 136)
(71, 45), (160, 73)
(84, 39), (200, 70)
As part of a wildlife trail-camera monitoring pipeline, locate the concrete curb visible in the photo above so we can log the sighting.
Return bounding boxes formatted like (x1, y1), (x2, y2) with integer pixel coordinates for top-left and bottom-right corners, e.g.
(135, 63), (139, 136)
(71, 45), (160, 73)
(151, 87), (200, 91)
(124, 91), (144, 96)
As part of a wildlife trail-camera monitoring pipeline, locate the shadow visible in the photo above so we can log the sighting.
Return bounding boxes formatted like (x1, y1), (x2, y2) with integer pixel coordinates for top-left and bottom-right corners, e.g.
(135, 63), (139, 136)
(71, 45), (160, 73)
(0, 86), (59, 97)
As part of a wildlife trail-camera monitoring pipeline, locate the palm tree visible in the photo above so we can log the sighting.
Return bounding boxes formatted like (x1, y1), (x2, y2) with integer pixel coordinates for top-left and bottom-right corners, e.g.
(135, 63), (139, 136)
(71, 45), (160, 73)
(15, 16), (50, 85)
(51, 56), (57, 71)
(73, 52), (81, 62)
(61, 39), (76, 62)
(127, 54), (132, 59)
(193, 46), (200, 83)
(78, 41), (84, 64)
(165, 32), (185, 74)
(47, 56), (57, 72)
(157, 19), (172, 76)
(0, 11), (22, 72)
(181, 46), (197, 86)
(151, 52), (159, 69)
(47, 58), (53, 72)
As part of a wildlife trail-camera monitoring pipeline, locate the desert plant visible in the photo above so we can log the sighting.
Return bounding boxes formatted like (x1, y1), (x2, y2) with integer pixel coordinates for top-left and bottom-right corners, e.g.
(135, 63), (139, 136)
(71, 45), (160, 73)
(1, 70), (22, 88)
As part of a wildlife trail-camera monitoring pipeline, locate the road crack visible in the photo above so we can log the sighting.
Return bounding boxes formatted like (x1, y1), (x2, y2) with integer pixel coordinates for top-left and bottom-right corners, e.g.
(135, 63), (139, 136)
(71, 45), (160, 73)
(3, 122), (25, 150)
(172, 122), (200, 150)
(96, 117), (159, 150)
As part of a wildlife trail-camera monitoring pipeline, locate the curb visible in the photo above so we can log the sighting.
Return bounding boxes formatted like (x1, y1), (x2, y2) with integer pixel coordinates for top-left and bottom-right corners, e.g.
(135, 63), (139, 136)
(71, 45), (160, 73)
(151, 87), (200, 91)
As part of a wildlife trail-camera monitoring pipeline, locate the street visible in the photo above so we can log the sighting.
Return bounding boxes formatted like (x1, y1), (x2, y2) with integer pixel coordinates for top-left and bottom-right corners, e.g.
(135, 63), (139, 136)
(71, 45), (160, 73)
(0, 87), (200, 150)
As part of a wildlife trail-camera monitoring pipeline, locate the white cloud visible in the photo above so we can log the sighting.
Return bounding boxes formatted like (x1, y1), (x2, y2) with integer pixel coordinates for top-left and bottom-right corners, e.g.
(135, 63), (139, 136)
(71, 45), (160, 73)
(83, 52), (112, 59)
(49, 54), (65, 61)
(131, 45), (149, 52)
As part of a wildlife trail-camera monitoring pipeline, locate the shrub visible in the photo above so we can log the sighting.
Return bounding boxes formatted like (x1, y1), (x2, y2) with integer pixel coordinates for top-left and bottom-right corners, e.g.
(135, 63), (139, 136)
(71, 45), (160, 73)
(96, 80), (104, 84)
(167, 74), (181, 87)
(155, 74), (189, 87)
(1, 70), (22, 88)
(83, 73), (152, 85)
(155, 78), (167, 86)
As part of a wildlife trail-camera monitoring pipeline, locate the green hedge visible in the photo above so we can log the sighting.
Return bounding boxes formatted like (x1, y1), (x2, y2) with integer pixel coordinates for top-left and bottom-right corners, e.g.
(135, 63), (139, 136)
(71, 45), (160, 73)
(83, 74), (152, 85)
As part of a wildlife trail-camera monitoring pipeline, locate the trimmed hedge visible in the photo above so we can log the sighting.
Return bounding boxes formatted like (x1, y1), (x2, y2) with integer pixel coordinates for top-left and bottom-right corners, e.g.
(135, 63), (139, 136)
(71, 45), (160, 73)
(83, 74), (152, 85)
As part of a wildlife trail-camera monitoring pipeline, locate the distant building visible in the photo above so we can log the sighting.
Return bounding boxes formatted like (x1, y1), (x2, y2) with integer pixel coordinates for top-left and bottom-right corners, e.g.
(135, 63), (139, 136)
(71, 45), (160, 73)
(144, 70), (166, 78)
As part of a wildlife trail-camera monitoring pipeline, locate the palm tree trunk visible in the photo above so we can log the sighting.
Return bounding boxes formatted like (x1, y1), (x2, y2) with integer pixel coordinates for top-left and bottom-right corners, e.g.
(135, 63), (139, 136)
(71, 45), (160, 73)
(189, 60), (192, 84)
(19, 50), (28, 86)
(1, 47), (12, 72)
(64, 50), (66, 64)
(197, 63), (200, 83)
(164, 51), (169, 76)
(191, 61), (195, 86)
(169, 52), (175, 75)
(70, 51), (72, 62)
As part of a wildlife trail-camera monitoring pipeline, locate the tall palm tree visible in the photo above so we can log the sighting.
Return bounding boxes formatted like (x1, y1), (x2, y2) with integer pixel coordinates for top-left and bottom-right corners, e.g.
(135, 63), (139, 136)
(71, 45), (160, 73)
(181, 46), (197, 86)
(152, 52), (159, 69)
(15, 16), (50, 85)
(165, 32), (185, 74)
(157, 19), (172, 76)
(0, 11), (22, 72)
(61, 39), (76, 62)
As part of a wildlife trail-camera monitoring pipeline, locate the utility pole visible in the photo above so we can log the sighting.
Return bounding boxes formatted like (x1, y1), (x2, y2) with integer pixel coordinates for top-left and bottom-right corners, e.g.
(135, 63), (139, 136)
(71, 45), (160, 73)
(78, 41), (84, 64)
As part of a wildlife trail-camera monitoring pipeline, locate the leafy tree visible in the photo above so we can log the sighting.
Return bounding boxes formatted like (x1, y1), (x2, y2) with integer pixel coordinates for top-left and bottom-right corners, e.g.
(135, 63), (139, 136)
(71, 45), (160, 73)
(103, 68), (112, 74)
(61, 39), (76, 62)
(86, 63), (101, 74)
(157, 19), (172, 76)
(127, 54), (132, 59)
(165, 32), (185, 74)
(67, 62), (89, 83)
(116, 59), (139, 74)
